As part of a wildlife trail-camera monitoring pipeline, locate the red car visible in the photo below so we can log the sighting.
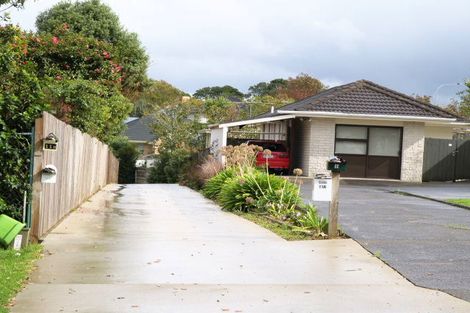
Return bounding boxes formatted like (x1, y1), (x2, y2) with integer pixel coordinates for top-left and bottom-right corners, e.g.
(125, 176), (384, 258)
(247, 140), (290, 175)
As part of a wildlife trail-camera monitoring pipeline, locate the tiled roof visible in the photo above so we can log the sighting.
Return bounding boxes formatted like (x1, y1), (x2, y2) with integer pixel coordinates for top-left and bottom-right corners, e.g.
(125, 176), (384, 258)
(265, 80), (459, 119)
(123, 115), (156, 142)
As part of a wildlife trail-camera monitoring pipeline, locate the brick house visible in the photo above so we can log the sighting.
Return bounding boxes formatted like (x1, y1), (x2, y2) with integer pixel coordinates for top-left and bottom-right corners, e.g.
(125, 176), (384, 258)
(209, 80), (469, 182)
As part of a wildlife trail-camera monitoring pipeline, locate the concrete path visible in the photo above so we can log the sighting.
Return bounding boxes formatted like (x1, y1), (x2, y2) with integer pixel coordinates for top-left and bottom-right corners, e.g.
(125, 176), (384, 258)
(302, 180), (470, 302)
(12, 184), (470, 312)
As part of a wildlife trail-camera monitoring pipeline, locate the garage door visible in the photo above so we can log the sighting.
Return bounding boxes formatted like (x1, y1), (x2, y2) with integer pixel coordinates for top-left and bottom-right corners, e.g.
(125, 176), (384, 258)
(334, 125), (402, 179)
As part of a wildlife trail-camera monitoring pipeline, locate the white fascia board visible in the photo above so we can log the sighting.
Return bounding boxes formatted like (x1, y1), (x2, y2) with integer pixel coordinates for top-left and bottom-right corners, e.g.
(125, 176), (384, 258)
(212, 114), (296, 128)
(276, 110), (457, 123)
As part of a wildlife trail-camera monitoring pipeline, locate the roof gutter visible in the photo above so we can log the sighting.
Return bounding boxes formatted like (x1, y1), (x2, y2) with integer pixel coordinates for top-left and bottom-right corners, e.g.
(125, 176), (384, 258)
(276, 110), (457, 123)
(211, 114), (296, 129)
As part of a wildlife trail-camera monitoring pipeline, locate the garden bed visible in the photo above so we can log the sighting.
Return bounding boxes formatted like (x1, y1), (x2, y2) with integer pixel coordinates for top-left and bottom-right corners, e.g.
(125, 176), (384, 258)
(233, 211), (317, 241)
(199, 144), (339, 239)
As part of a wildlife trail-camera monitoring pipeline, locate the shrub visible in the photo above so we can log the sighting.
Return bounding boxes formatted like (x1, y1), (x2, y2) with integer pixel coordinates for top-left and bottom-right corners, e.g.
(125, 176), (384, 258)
(148, 148), (192, 183)
(220, 143), (262, 170)
(202, 167), (237, 200)
(110, 138), (139, 184)
(217, 171), (302, 213)
(297, 204), (328, 235)
(181, 155), (224, 190)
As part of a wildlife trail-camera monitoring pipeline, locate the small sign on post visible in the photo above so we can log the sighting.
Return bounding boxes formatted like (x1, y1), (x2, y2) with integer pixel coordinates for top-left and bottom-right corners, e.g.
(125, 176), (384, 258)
(312, 174), (332, 202)
(326, 156), (347, 238)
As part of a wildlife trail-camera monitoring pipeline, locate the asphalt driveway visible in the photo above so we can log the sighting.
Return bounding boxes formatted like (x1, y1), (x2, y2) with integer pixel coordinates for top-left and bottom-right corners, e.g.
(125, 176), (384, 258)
(302, 180), (470, 301)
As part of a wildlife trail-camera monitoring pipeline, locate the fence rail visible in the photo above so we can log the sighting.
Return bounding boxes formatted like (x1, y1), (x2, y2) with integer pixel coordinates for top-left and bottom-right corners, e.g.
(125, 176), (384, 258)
(31, 112), (118, 240)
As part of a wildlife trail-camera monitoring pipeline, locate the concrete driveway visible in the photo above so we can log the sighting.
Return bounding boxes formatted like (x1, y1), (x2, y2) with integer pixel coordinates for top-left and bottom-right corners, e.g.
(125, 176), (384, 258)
(12, 184), (470, 312)
(302, 180), (470, 302)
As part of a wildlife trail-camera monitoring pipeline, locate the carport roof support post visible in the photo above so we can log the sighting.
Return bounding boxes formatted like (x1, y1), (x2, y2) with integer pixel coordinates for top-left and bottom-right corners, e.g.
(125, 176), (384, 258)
(210, 127), (228, 163)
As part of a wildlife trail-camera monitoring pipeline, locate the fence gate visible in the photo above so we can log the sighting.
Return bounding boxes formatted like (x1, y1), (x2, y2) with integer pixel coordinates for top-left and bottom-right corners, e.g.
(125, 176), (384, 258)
(422, 138), (470, 181)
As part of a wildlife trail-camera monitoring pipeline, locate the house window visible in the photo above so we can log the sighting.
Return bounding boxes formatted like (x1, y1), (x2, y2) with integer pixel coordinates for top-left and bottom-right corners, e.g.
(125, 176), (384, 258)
(335, 126), (368, 155)
(334, 125), (402, 179)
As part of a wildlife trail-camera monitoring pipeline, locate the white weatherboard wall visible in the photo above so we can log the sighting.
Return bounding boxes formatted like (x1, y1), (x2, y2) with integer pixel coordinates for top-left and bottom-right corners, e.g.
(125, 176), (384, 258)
(424, 126), (454, 139)
(401, 122), (425, 182)
(209, 127), (227, 162)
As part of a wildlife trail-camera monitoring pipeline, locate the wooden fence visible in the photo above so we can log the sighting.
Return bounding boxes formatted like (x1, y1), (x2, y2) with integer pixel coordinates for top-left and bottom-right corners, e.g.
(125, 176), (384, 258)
(31, 112), (119, 240)
(422, 138), (470, 181)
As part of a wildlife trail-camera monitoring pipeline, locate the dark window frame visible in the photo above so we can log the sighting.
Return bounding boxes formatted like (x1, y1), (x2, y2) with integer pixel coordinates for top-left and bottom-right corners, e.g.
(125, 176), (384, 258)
(334, 124), (403, 179)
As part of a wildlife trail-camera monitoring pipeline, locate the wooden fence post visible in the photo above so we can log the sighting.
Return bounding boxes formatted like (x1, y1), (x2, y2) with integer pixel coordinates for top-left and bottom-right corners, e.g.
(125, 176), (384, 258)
(328, 172), (340, 238)
(30, 116), (44, 242)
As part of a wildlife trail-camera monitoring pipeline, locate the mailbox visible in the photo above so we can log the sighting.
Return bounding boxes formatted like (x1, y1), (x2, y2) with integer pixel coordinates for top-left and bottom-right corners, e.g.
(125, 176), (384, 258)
(327, 156), (347, 173)
(312, 174), (332, 201)
(43, 133), (59, 151)
(41, 164), (57, 184)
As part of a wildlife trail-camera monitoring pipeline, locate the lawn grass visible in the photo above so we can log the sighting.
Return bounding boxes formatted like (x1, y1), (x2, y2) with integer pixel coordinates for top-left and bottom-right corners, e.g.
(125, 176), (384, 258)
(446, 198), (470, 207)
(0, 244), (42, 313)
(233, 211), (314, 241)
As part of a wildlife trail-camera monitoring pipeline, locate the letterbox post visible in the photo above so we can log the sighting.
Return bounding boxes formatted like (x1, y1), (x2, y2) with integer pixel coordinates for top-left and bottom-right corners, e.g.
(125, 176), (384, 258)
(328, 171), (340, 238)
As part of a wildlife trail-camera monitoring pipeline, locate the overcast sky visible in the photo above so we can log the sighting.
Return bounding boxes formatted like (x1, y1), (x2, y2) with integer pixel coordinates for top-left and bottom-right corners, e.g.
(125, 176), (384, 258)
(8, 0), (470, 104)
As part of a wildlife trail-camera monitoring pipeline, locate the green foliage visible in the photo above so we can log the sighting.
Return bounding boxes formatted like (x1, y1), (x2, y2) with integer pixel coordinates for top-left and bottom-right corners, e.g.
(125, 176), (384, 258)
(298, 204), (328, 234)
(203, 97), (240, 123)
(133, 80), (186, 116)
(248, 78), (288, 97)
(110, 138), (139, 184)
(446, 198), (470, 207)
(0, 26), (47, 219)
(202, 168), (237, 200)
(152, 102), (205, 152)
(0, 244), (42, 313)
(26, 24), (132, 144)
(234, 211), (312, 241)
(48, 79), (132, 143)
(217, 171), (301, 213)
(459, 80), (470, 117)
(245, 95), (293, 119)
(148, 149), (191, 183)
(193, 85), (244, 100)
(36, 0), (149, 95)
(248, 73), (325, 102)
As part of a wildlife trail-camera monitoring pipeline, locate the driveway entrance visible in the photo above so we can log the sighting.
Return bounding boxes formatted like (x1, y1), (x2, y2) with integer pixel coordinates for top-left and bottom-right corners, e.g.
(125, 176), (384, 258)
(11, 184), (470, 312)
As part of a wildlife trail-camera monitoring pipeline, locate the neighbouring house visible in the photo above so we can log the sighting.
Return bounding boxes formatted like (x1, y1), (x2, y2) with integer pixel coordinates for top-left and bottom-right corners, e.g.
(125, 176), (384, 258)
(209, 80), (470, 183)
(124, 116), (157, 182)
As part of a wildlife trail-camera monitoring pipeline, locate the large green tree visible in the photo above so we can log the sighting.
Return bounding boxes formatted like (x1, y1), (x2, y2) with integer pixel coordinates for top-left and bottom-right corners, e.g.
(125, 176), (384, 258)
(35, 0), (149, 96)
(193, 85), (244, 100)
(27, 29), (132, 143)
(248, 78), (287, 97)
(148, 101), (205, 183)
(248, 74), (325, 101)
(277, 73), (326, 101)
(133, 80), (186, 116)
